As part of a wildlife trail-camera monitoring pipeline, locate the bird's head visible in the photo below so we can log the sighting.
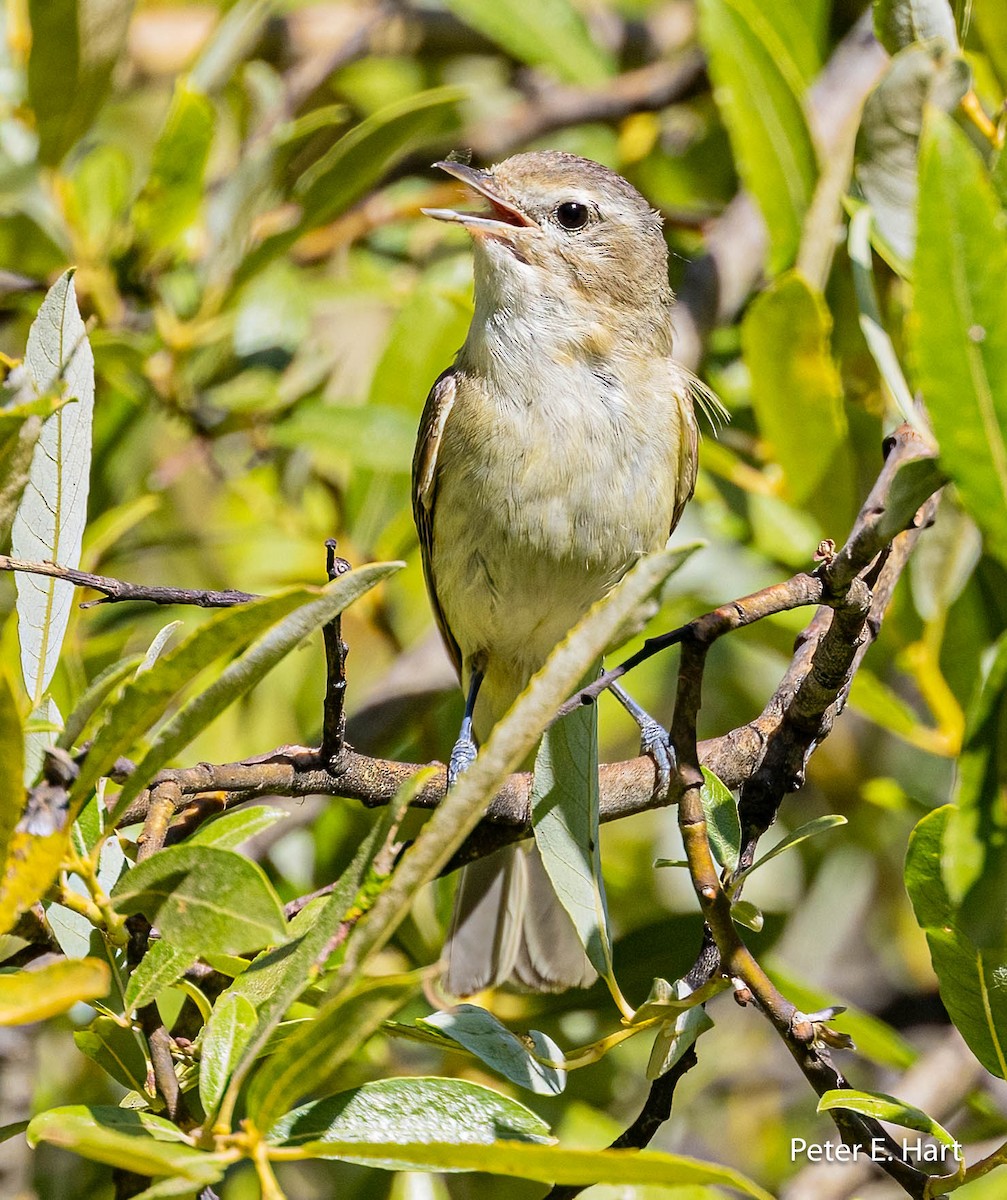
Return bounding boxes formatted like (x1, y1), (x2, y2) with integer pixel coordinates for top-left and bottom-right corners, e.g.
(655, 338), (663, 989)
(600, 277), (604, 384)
(424, 151), (673, 327)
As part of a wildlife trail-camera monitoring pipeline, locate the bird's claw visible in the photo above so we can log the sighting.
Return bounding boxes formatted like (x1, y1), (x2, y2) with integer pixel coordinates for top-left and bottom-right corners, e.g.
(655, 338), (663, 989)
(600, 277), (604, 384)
(447, 735), (478, 789)
(637, 717), (676, 799)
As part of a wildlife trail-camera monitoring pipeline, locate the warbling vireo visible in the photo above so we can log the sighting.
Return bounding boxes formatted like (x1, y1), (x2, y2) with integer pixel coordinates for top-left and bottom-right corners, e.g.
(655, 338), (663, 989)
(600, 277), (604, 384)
(413, 151), (708, 995)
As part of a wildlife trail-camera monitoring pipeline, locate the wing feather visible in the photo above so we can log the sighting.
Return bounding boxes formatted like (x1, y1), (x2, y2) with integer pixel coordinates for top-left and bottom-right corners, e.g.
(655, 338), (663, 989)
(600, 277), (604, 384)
(412, 368), (463, 677)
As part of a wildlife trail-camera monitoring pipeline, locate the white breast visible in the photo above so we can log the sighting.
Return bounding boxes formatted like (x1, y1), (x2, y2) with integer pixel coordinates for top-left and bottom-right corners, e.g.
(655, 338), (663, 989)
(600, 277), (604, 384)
(430, 320), (685, 732)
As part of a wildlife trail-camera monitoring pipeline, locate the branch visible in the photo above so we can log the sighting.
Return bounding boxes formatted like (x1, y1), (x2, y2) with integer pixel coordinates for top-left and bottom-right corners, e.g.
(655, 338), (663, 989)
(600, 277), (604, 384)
(0, 555), (257, 609)
(542, 1046), (699, 1200)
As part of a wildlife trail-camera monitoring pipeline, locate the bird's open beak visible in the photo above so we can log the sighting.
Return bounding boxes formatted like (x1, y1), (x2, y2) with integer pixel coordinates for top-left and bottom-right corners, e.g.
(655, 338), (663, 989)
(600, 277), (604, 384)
(422, 160), (538, 233)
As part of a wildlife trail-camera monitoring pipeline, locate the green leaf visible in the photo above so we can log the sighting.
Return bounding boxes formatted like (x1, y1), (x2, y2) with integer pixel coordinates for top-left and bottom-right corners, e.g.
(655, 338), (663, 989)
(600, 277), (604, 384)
(905, 806), (1007, 1078)
(730, 900), (763, 931)
(913, 108), (1007, 567)
(189, 0), (275, 94)
(11, 270), (95, 705)
(272, 403), (417, 474)
(216, 771), (429, 1125)
(646, 1005), (714, 1081)
(276, 1138), (774, 1197)
(847, 205), (923, 428)
(0, 957), (109, 1024)
(697, 0), (819, 274)
(247, 974), (418, 1132)
(742, 272), (854, 524)
(124, 940), (197, 1015)
(532, 692), (612, 985)
(734, 815), (848, 883)
(199, 992), (258, 1117)
(68, 589), (314, 811)
(855, 43), (970, 271)
(241, 87), (463, 283)
(56, 653), (144, 753)
(27, 0), (134, 164)
(369, 282), (473, 413)
(328, 547), (704, 1026)
(111, 846), (286, 956)
(441, 0), (613, 85)
(946, 634), (1007, 948)
(420, 1005), (565, 1096)
(26, 1106), (228, 1183)
(269, 1075), (552, 1150)
(133, 83), (216, 254)
(874, 0), (959, 55)
(0, 674), (24, 873)
(0, 826), (70, 938)
(699, 768), (741, 874)
(818, 1088), (962, 1159)
(109, 561), (403, 820)
(74, 1015), (149, 1093)
(188, 805), (289, 851)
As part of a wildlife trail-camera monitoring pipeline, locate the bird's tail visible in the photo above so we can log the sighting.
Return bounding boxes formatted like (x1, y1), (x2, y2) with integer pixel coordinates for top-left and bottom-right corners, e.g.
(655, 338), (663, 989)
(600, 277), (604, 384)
(444, 841), (597, 996)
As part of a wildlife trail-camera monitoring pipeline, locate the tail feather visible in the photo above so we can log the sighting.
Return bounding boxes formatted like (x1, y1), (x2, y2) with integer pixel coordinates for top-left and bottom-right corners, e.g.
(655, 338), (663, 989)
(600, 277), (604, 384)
(444, 843), (596, 996)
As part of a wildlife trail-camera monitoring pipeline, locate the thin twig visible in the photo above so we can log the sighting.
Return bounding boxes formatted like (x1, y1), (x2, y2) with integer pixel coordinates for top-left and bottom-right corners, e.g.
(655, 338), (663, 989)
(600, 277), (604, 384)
(132, 783), (185, 1125)
(542, 1046), (700, 1200)
(320, 539), (352, 762)
(0, 554), (257, 609)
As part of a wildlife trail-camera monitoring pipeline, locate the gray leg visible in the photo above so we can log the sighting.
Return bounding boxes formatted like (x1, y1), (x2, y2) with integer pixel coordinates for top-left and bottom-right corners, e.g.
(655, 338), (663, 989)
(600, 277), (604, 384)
(610, 682), (676, 798)
(448, 667), (484, 788)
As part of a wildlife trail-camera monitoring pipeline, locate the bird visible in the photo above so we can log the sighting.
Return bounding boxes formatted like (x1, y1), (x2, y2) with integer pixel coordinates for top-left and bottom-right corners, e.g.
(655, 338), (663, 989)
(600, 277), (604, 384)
(412, 150), (710, 995)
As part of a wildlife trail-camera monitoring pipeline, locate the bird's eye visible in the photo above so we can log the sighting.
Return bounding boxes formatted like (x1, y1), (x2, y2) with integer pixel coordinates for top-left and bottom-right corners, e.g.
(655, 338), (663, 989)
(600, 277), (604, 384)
(555, 201), (591, 230)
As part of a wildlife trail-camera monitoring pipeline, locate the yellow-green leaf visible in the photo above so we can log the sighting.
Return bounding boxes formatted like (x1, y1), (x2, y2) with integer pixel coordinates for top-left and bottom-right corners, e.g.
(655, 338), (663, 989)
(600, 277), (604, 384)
(0, 957), (110, 1024)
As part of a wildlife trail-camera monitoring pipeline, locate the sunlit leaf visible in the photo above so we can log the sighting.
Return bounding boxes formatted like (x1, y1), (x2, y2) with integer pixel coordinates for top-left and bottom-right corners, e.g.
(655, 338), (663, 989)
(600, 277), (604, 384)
(27, 0), (134, 164)
(913, 109), (1007, 567)
(0, 957), (109, 1024)
(905, 806), (1007, 1078)
(269, 1075), (552, 1150)
(187, 805), (289, 851)
(124, 941), (197, 1015)
(68, 588), (319, 812)
(743, 273), (851, 512)
(247, 974), (418, 1131)
(420, 1005), (565, 1095)
(111, 845), (287, 956)
(110, 561), (403, 820)
(646, 1005), (714, 1081)
(133, 83), (215, 254)
(277, 1137), (774, 1197)
(74, 1015), (149, 1093)
(441, 0), (613, 85)
(26, 1106), (228, 1183)
(216, 771), (430, 1124)
(532, 695), (611, 987)
(874, 0), (959, 55)
(818, 1088), (962, 1160)
(11, 270), (94, 705)
(735, 815), (848, 883)
(854, 43), (970, 271)
(699, 767), (741, 874)
(697, 0), (819, 274)
(199, 992), (258, 1117)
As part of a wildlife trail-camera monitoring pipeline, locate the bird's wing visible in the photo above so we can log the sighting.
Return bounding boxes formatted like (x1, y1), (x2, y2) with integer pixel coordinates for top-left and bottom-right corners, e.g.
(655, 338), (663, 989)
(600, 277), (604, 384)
(412, 367), (463, 677)
(670, 364), (703, 535)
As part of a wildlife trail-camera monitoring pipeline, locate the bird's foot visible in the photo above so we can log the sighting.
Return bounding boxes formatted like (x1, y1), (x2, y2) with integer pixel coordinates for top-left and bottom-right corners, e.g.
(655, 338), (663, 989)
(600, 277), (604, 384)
(637, 717), (676, 800)
(447, 734), (478, 789)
